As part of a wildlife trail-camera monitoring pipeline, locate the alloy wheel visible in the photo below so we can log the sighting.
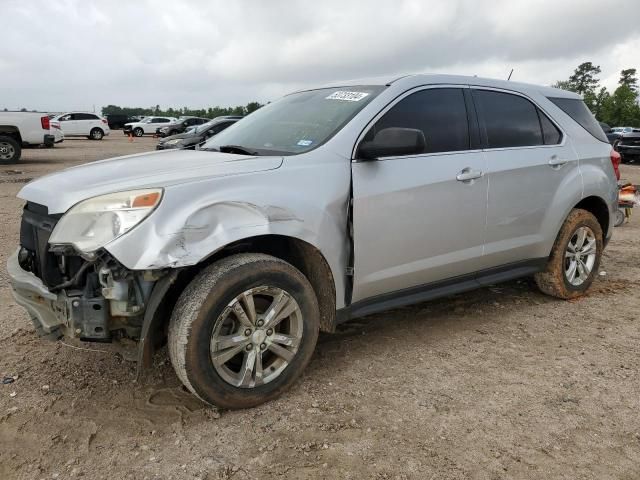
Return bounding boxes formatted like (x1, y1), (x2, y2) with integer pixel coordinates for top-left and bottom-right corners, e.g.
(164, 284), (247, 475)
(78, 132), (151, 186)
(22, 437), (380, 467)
(564, 226), (597, 286)
(210, 286), (303, 388)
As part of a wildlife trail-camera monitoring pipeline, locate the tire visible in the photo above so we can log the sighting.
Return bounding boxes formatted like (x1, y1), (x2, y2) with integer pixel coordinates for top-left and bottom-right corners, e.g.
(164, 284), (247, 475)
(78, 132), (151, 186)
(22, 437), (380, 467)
(133, 128), (144, 137)
(168, 253), (320, 409)
(89, 128), (104, 140)
(614, 209), (625, 227)
(0, 135), (21, 164)
(535, 209), (603, 299)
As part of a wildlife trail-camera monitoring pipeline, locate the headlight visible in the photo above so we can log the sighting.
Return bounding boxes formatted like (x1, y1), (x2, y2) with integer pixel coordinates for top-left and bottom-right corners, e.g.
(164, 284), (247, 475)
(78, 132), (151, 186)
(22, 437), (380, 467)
(166, 139), (182, 145)
(49, 189), (163, 253)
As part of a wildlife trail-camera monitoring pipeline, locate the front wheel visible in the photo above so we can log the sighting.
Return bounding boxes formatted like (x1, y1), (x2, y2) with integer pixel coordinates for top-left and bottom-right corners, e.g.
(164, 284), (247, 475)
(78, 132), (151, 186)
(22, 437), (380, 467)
(168, 254), (320, 409)
(133, 128), (144, 137)
(535, 209), (603, 299)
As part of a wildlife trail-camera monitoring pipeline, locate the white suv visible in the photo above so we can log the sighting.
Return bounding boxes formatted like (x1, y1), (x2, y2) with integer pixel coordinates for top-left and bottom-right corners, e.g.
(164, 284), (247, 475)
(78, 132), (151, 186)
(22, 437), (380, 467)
(53, 112), (110, 140)
(123, 117), (178, 137)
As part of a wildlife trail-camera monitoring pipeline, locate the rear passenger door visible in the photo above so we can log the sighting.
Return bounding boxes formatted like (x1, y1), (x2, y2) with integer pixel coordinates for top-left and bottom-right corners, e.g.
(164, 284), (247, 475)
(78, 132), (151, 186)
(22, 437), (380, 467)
(351, 86), (489, 302)
(472, 88), (578, 267)
(75, 113), (98, 135)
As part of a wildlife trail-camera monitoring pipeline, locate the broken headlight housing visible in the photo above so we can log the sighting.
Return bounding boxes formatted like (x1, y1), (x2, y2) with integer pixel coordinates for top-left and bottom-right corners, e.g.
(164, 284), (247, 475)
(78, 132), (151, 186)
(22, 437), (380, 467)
(49, 189), (163, 254)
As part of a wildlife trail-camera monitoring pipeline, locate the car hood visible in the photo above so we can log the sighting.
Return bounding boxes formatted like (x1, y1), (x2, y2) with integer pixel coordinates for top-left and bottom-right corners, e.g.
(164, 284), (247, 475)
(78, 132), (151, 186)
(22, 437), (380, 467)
(18, 150), (283, 213)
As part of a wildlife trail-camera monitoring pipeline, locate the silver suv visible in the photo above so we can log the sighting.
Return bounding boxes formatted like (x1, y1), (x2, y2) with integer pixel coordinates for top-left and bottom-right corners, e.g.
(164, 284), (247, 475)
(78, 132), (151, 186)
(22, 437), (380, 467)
(8, 74), (618, 408)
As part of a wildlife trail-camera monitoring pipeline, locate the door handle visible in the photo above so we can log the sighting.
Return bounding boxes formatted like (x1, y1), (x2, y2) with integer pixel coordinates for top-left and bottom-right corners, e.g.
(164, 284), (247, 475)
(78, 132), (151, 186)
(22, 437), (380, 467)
(456, 168), (483, 182)
(548, 156), (569, 167)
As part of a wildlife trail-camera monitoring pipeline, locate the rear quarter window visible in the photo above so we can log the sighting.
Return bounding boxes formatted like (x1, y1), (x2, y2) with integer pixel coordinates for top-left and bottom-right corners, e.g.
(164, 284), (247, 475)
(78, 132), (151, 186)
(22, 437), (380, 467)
(547, 97), (608, 143)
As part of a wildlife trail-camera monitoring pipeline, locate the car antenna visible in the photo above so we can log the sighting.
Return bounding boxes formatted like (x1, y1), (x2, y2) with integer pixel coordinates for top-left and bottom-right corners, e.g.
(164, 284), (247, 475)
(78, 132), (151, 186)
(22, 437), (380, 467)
(507, 69), (514, 81)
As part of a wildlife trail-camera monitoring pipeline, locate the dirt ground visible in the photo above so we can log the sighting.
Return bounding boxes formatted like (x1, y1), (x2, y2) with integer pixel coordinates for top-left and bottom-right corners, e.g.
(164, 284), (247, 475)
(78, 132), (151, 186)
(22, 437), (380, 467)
(1, 135), (639, 480)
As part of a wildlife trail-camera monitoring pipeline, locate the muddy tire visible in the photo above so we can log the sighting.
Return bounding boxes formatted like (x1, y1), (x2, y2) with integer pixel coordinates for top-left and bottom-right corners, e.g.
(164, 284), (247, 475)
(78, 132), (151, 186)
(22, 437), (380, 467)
(168, 253), (320, 409)
(535, 209), (603, 299)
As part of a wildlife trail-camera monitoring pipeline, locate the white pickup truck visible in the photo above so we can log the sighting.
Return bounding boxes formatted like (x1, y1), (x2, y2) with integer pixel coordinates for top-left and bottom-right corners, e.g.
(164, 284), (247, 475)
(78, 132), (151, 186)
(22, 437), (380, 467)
(0, 112), (55, 164)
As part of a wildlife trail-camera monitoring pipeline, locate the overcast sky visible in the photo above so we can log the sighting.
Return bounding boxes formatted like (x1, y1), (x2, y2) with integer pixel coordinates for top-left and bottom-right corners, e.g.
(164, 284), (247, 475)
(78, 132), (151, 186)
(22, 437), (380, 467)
(2, 0), (639, 113)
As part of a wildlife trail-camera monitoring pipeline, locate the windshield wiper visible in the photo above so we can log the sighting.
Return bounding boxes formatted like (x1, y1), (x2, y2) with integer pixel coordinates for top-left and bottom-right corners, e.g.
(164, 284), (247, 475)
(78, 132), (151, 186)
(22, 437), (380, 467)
(218, 144), (259, 155)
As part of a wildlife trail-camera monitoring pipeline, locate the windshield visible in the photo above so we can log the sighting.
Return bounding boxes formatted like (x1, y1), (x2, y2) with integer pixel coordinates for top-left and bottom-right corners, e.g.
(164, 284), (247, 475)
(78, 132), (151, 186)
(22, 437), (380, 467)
(202, 86), (384, 155)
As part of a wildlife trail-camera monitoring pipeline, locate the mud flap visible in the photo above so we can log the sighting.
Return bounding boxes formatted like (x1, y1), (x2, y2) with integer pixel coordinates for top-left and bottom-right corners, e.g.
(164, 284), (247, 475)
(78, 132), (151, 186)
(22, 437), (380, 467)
(136, 271), (179, 378)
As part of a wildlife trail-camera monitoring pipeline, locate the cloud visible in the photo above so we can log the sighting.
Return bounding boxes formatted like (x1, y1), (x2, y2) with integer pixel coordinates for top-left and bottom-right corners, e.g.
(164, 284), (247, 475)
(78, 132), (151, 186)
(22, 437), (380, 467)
(1, 0), (638, 112)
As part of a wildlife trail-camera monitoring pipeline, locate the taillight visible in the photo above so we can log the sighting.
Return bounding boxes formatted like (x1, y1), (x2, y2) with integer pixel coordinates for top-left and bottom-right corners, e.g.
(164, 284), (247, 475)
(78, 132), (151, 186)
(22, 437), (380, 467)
(41, 116), (50, 130)
(610, 149), (621, 181)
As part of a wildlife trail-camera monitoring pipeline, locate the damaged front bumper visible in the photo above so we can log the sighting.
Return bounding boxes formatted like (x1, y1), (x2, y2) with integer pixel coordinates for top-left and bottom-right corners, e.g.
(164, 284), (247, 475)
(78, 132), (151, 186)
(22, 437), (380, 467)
(7, 248), (110, 340)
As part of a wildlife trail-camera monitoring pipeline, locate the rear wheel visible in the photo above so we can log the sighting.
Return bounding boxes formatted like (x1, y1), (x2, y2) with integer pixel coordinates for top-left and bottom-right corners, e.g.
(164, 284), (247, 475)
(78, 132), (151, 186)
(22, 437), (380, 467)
(535, 209), (603, 299)
(89, 128), (104, 140)
(168, 254), (320, 409)
(0, 136), (21, 164)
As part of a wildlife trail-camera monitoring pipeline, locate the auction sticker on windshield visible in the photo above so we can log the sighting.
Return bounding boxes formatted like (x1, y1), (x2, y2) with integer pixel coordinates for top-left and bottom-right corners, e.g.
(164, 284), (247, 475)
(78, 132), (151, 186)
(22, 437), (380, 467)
(325, 91), (370, 101)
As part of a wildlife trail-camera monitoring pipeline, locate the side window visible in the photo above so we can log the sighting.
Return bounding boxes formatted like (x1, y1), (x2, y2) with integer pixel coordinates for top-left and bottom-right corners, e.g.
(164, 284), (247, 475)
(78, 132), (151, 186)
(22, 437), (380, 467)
(60, 114), (73, 121)
(156, 118), (169, 123)
(538, 110), (562, 145)
(365, 88), (470, 155)
(76, 113), (98, 120)
(473, 90), (543, 148)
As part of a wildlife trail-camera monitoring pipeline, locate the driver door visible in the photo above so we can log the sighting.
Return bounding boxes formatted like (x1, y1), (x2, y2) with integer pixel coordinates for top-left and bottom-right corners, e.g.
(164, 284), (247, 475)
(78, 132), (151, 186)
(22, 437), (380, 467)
(59, 114), (79, 135)
(351, 86), (489, 302)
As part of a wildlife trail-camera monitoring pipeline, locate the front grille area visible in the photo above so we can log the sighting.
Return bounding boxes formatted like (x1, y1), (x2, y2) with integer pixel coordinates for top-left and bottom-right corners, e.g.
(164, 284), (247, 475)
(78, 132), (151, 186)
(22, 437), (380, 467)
(19, 202), (83, 289)
(619, 136), (640, 146)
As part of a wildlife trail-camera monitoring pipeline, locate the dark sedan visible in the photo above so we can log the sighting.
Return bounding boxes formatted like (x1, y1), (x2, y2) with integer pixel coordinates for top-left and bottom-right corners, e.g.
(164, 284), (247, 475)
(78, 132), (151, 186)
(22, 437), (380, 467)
(156, 116), (241, 150)
(155, 117), (210, 137)
(616, 130), (640, 163)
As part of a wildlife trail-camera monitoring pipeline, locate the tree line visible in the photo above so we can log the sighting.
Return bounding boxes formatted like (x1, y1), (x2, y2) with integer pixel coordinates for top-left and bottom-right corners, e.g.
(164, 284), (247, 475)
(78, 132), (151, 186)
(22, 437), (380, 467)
(553, 62), (640, 127)
(101, 101), (264, 119)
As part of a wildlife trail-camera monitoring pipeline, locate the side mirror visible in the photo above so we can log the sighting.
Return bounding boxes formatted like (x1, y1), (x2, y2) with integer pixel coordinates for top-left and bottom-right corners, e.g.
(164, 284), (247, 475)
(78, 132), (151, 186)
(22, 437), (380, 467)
(358, 127), (426, 160)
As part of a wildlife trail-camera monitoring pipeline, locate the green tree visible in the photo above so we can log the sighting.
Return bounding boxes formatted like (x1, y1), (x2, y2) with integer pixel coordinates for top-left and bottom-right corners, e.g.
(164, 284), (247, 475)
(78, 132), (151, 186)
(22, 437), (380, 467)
(600, 85), (640, 126)
(618, 68), (638, 93)
(592, 87), (610, 119)
(245, 101), (262, 114)
(568, 62), (602, 96)
(553, 62), (603, 111)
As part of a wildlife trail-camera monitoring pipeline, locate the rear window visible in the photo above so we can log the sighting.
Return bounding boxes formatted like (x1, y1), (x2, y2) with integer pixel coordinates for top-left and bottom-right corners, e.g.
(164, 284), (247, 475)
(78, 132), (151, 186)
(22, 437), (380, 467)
(547, 97), (608, 143)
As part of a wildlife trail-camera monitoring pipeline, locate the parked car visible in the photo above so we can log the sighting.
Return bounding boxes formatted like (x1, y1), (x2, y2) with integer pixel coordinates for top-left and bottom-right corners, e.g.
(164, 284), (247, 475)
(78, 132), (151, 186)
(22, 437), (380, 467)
(8, 74), (618, 408)
(123, 117), (177, 137)
(52, 112), (110, 140)
(49, 120), (65, 145)
(599, 122), (621, 145)
(615, 129), (640, 163)
(0, 112), (54, 163)
(105, 114), (142, 130)
(156, 116), (241, 150)
(156, 117), (211, 137)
